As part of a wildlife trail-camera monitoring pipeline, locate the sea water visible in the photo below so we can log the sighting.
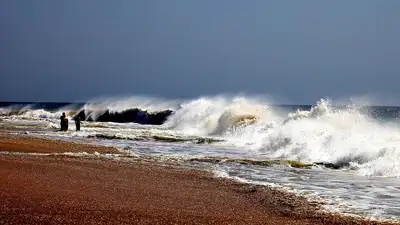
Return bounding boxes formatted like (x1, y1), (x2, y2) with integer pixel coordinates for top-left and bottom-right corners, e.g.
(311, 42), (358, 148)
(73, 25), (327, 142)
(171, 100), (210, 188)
(1, 95), (400, 222)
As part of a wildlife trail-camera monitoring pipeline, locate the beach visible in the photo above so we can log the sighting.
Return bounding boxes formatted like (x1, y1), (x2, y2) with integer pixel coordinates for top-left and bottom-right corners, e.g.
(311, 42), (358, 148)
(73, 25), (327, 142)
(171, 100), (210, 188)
(0, 132), (396, 225)
(3, 0), (400, 223)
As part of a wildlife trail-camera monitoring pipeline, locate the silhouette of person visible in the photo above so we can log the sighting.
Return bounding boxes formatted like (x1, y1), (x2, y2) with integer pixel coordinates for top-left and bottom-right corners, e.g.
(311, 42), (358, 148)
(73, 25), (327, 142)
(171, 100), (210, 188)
(60, 112), (66, 131)
(60, 112), (69, 131)
(74, 116), (81, 131)
(64, 116), (69, 131)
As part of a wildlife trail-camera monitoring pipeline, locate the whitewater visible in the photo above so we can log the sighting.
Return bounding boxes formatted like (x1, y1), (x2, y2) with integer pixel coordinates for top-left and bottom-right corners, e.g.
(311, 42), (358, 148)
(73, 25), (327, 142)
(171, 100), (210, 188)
(1, 95), (400, 222)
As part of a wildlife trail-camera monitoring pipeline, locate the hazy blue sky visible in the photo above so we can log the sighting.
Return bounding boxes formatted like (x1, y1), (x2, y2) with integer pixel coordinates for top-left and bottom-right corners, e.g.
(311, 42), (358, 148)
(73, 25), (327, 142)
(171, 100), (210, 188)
(1, 0), (399, 103)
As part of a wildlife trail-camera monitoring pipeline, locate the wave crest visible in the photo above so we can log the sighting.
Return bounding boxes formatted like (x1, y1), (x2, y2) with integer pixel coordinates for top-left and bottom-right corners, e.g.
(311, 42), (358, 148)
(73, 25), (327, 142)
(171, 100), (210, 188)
(2, 95), (400, 177)
(164, 96), (276, 135)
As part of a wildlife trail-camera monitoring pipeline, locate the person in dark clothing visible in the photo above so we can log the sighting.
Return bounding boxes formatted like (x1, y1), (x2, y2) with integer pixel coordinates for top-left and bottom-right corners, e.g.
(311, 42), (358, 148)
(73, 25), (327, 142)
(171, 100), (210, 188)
(64, 117), (69, 131)
(60, 112), (66, 131)
(74, 116), (81, 131)
(60, 112), (69, 131)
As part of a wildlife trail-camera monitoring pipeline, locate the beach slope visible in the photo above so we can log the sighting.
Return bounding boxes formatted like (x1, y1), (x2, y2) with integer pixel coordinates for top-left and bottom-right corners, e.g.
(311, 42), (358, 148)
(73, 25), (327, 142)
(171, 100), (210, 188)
(0, 134), (394, 225)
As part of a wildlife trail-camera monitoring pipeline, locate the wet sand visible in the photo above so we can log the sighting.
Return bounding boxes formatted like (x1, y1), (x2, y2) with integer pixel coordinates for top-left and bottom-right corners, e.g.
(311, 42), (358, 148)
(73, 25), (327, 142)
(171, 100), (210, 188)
(0, 133), (396, 225)
(0, 134), (119, 154)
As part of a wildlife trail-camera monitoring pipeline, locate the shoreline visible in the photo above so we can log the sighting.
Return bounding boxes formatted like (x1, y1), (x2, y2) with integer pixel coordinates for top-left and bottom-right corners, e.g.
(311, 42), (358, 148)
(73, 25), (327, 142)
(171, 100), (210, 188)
(0, 131), (120, 154)
(0, 132), (397, 225)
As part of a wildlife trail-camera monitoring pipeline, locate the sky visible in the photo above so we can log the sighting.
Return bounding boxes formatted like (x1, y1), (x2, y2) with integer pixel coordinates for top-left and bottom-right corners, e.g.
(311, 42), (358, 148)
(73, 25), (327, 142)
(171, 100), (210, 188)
(1, 0), (399, 104)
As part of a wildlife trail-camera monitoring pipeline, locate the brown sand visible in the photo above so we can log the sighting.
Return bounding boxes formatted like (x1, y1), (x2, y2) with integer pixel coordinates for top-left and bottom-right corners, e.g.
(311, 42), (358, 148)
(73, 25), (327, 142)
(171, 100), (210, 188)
(0, 134), (119, 154)
(0, 134), (397, 225)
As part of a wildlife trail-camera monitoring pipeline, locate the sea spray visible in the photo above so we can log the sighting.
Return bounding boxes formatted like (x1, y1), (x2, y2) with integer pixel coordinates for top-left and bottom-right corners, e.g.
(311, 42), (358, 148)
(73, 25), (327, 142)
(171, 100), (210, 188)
(231, 99), (400, 177)
(164, 96), (279, 136)
(2, 96), (400, 177)
(3, 95), (400, 221)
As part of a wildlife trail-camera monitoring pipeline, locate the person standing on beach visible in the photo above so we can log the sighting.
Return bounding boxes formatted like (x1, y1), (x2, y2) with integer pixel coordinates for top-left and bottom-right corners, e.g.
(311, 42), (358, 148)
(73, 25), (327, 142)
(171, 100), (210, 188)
(60, 112), (69, 131)
(60, 112), (66, 131)
(64, 116), (69, 131)
(74, 116), (81, 131)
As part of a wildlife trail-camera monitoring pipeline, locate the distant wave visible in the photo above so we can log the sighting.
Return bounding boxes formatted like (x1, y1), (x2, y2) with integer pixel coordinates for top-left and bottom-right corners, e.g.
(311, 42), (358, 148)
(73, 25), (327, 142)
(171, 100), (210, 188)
(76, 108), (173, 125)
(0, 107), (174, 125)
(75, 96), (179, 124)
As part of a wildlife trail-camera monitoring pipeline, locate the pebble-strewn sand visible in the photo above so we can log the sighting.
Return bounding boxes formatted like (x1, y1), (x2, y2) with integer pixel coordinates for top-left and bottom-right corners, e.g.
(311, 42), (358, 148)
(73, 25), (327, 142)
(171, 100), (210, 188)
(0, 132), (397, 225)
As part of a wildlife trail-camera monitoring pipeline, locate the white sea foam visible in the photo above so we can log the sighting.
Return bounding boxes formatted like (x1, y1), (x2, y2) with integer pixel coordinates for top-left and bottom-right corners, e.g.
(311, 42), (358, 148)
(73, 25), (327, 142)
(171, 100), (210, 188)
(3, 95), (400, 221)
(160, 97), (400, 178)
(247, 99), (400, 177)
(3, 96), (400, 178)
(164, 95), (279, 136)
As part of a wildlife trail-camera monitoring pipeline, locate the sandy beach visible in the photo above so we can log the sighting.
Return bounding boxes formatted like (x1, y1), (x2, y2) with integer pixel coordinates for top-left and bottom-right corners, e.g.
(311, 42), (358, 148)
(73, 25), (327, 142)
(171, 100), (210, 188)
(0, 132), (396, 225)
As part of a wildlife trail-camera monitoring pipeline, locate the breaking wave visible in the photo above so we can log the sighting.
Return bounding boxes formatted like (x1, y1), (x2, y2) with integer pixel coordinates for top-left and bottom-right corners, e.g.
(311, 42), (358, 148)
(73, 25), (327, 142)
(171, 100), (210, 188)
(0, 97), (177, 125)
(163, 96), (279, 135)
(2, 95), (400, 177)
(229, 99), (400, 177)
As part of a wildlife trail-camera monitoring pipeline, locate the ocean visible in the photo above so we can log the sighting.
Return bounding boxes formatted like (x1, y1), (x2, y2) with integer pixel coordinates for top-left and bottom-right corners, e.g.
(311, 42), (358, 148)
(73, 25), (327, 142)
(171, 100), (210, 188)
(1, 96), (400, 222)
